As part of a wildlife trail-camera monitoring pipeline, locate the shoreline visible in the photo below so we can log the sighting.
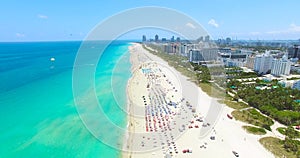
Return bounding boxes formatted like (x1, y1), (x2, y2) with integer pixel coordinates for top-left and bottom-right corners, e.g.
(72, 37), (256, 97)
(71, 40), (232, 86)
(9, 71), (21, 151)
(122, 42), (144, 158)
(122, 43), (136, 158)
(122, 43), (275, 158)
(122, 78), (133, 158)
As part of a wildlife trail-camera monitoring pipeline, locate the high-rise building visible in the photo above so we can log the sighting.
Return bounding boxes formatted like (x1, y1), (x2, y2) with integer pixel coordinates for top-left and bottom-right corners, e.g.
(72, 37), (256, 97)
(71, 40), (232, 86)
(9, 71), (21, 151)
(271, 55), (292, 76)
(288, 45), (299, 59)
(220, 49), (248, 68)
(188, 50), (203, 63)
(176, 37), (181, 42)
(171, 36), (175, 42)
(254, 51), (273, 74)
(204, 35), (210, 42)
(173, 43), (180, 54)
(246, 56), (255, 69)
(155, 34), (159, 42)
(198, 36), (204, 42)
(226, 37), (231, 44)
(202, 48), (218, 61)
(162, 43), (179, 54)
(162, 44), (171, 53)
(142, 35), (146, 42)
(180, 44), (187, 56)
(180, 44), (193, 56)
(188, 48), (218, 63)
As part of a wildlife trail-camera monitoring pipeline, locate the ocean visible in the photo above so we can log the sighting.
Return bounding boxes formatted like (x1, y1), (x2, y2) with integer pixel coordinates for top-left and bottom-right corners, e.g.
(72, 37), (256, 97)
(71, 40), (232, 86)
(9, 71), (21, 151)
(0, 41), (131, 157)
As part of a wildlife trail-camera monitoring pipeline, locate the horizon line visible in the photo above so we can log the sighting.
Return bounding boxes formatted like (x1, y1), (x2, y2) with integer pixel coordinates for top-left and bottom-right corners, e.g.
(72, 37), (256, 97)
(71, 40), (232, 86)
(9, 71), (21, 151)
(0, 39), (299, 43)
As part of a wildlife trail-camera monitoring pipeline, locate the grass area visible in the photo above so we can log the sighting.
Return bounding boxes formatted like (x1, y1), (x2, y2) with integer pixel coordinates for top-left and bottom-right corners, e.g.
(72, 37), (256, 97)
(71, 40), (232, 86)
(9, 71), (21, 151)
(199, 83), (225, 99)
(260, 137), (300, 158)
(231, 109), (274, 131)
(287, 77), (300, 80)
(243, 126), (266, 135)
(173, 64), (197, 81)
(277, 127), (300, 138)
(277, 127), (286, 135)
(218, 99), (249, 110)
(227, 71), (258, 79)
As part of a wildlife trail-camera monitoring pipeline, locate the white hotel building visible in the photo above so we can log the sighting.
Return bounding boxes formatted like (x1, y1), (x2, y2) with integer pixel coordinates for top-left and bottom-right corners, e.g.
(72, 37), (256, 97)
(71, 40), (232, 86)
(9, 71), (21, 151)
(271, 55), (292, 76)
(254, 51), (273, 74)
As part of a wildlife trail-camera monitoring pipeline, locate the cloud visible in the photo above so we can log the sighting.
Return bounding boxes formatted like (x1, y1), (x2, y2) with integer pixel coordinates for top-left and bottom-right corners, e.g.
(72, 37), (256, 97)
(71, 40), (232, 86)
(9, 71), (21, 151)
(208, 19), (219, 28)
(289, 23), (300, 32)
(266, 23), (300, 34)
(185, 22), (196, 29)
(37, 14), (48, 19)
(16, 33), (25, 37)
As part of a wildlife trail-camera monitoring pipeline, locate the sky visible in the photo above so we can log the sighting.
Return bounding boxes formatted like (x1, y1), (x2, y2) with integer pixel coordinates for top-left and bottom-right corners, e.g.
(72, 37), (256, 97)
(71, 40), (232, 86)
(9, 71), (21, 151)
(1, 0), (300, 41)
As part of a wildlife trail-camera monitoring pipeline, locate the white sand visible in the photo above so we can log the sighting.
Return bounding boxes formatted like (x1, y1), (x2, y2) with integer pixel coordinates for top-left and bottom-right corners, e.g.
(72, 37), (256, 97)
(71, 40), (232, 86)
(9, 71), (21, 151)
(123, 43), (275, 158)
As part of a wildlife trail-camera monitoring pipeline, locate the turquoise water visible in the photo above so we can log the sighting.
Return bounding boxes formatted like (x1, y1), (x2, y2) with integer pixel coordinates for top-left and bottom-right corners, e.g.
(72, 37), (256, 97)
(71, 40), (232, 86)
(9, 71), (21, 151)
(0, 41), (131, 157)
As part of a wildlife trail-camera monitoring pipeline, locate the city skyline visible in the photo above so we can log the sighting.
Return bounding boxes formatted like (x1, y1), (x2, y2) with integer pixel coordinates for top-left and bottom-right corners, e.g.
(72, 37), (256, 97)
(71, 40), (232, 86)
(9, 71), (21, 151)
(1, 0), (300, 41)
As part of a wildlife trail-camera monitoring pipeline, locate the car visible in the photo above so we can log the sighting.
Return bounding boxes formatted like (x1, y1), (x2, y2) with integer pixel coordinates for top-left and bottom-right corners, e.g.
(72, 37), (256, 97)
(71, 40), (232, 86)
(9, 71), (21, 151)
(232, 151), (239, 157)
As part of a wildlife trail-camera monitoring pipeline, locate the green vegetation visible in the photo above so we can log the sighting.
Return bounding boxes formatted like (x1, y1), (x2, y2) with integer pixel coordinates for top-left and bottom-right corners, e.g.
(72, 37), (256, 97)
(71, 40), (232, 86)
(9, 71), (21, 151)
(229, 79), (300, 125)
(234, 72), (258, 79)
(277, 127), (300, 139)
(243, 126), (266, 135)
(286, 126), (300, 139)
(198, 83), (225, 99)
(231, 109), (274, 131)
(284, 138), (300, 155)
(226, 67), (258, 79)
(260, 137), (300, 158)
(191, 63), (211, 83)
(283, 126), (300, 156)
(218, 99), (249, 110)
(277, 127), (286, 135)
(287, 77), (300, 80)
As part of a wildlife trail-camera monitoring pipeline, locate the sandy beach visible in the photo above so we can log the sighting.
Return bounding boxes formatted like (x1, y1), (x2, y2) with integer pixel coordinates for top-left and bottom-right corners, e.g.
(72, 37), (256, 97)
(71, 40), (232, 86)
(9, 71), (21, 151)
(123, 43), (275, 158)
